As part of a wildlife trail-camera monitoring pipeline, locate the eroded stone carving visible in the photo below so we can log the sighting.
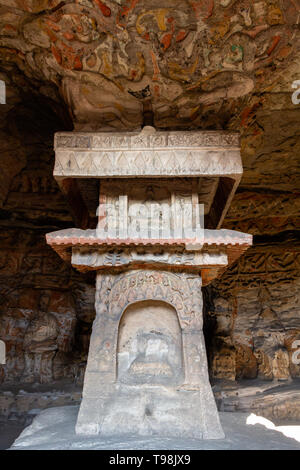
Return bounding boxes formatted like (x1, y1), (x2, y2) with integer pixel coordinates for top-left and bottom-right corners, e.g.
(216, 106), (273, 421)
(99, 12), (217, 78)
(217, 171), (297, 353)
(117, 301), (183, 386)
(75, 269), (224, 438)
(54, 130), (242, 179)
(46, 127), (252, 439)
(1, 0), (297, 130)
(22, 293), (59, 384)
(55, 131), (240, 150)
(206, 268), (300, 382)
(72, 247), (228, 270)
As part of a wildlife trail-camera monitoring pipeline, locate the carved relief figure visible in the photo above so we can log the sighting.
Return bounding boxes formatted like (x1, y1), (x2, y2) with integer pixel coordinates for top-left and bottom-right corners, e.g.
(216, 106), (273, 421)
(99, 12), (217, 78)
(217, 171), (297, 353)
(22, 293), (59, 384)
(117, 300), (183, 385)
(272, 348), (291, 382)
(5, 0), (296, 130)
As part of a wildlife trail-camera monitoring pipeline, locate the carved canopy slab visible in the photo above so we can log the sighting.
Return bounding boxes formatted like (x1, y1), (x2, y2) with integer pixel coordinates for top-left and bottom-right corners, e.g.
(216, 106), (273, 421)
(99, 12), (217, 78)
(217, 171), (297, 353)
(54, 130), (241, 178)
(53, 129), (242, 230)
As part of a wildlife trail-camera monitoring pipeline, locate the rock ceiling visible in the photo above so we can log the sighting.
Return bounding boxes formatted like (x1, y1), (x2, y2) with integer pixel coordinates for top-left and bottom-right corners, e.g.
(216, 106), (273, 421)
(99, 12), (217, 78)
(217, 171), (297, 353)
(0, 0), (299, 235)
(0, 0), (299, 130)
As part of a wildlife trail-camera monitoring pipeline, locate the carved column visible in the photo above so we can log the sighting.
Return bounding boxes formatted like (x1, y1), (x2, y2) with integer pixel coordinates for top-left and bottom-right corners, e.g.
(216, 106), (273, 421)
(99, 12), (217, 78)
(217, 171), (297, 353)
(46, 127), (252, 439)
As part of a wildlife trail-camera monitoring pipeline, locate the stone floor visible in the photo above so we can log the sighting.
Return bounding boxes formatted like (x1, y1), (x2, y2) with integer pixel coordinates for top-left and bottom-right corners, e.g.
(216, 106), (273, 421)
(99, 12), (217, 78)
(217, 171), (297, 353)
(4, 406), (300, 450)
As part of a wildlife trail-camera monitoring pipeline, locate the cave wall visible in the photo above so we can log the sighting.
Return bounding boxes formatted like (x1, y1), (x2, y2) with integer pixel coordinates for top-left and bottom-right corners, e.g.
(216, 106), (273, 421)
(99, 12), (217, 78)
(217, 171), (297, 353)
(0, 86), (299, 387)
(204, 92), (300, 383)
(0, 0), (299, 391)
(0, 76), (96, 386)
(204, 236), (300, 382)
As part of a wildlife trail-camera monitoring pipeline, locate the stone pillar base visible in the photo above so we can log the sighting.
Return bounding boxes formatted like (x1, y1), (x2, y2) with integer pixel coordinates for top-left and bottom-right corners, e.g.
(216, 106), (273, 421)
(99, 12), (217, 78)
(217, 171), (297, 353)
(75, 270), (224, 440)
(76, 384), (224, 439)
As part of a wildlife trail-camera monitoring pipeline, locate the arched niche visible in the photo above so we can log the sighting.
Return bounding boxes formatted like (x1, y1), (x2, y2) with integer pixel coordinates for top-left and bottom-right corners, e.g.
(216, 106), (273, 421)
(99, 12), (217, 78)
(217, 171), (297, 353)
(117, 300), (183, 386)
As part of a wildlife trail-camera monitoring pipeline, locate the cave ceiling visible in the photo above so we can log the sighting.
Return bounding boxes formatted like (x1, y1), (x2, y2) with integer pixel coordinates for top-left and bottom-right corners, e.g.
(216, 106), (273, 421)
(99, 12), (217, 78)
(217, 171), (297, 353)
(0, 0), (299, 129)
(0, 0), (299, 236)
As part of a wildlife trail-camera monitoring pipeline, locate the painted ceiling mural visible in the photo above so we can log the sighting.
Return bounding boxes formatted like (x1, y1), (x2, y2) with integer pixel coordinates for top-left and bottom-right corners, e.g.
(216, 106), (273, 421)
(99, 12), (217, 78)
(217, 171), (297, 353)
(0, 0), (299, 129)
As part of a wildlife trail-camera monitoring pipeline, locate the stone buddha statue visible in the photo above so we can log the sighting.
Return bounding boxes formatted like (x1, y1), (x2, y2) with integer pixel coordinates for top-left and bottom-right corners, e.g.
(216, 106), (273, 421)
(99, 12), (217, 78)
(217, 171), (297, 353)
(128, 331), (174, 382)
(22, 293), (59, 384)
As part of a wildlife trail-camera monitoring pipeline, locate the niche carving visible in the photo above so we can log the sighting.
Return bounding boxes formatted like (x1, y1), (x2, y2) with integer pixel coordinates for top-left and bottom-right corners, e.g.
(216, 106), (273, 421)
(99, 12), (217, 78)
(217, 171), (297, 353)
(117, 300), (183, 386)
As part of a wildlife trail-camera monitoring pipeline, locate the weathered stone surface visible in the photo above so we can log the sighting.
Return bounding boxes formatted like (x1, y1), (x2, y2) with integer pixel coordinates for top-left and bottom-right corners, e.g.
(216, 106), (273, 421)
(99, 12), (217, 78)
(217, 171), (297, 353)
(54, 130), (241, 179)
(214, 380), (300, 422)
(0, 0), (299, 424)
(204, 235), (300, 383)
(71, 247), (229, 271)
(0, 87), (96, 387)
(21, 293), (59, 384)
(46, 227), (252, 286)
(0, 0), (298, 130)
(53, 128), (243, 232)
(0, 387), (82, 424)
(8, 406), (300, 450)
(76, 270), (224, 439)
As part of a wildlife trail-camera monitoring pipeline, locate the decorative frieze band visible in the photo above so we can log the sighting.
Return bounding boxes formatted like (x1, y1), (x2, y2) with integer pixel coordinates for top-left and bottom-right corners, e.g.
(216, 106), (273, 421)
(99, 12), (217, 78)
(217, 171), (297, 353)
(53, 130), (242, 179)
(54, 149), (242, 178)
(71, 248), (228, 270)
(55, 131), (240, 151)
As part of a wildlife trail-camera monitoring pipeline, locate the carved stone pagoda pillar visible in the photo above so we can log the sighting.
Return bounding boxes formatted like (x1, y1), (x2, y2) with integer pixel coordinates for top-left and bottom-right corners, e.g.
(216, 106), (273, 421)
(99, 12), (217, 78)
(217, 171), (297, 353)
(46, 127), (252, 439)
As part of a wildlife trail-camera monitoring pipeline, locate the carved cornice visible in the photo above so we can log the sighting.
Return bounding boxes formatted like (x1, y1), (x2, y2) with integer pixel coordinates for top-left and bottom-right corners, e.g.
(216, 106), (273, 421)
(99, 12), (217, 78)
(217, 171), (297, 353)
(53, 130), (242, 179)
(45, 228), (252, 285)
(55, 131), (240, 151)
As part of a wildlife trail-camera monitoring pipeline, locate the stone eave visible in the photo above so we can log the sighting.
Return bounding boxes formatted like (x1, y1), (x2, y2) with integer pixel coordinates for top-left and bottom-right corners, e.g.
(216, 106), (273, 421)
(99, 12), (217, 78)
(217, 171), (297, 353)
(46, 228), (252, 285)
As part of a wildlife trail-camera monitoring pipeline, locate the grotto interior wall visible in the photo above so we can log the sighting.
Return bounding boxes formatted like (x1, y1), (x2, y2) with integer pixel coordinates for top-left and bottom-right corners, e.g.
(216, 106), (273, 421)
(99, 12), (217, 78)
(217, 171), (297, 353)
(0, 0), (299, 423)
(0, 70), (97, 393)
(0, 74), (299, 422)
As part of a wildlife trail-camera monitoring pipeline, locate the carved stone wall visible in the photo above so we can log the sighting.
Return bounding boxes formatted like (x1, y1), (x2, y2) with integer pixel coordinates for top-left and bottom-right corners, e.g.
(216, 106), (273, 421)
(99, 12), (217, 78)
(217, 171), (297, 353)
(0, 227), (95, 385)
(205, 238), (300, 382)
(0, 86), (96, 387)
(0, 0), (299, 422)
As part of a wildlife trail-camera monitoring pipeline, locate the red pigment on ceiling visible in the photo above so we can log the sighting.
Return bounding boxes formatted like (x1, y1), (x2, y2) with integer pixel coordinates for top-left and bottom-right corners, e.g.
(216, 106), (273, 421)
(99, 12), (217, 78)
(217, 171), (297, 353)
(190, 0), (214, 20)
(267, 35), (281, 56)
(94, 0), (111, 17)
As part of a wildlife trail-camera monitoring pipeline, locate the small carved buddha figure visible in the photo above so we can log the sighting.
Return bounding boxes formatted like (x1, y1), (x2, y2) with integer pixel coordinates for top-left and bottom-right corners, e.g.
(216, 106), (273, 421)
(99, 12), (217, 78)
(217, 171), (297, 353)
(211, 347), (236, 381)
(117, 301), (183, 386)
(272, 348), (291, 382)
(22, 293), (59, 384)
(214, 297), (232, 336)
(128, 331), (174, 381)
(254, 348), (273, 381)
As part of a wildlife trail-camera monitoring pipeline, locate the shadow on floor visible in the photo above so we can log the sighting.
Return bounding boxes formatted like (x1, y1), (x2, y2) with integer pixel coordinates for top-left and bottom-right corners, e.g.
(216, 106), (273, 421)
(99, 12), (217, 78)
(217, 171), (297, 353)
(0, 422), (26, 450)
